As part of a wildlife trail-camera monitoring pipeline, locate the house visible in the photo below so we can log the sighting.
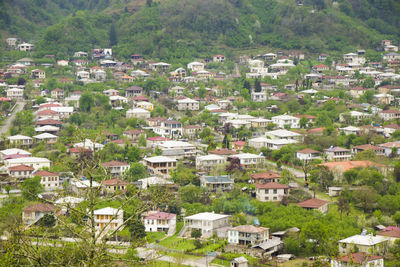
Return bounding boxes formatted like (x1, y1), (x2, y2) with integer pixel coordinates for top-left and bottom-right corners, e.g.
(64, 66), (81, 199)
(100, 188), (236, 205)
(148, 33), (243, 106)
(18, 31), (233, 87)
(126, 108), (151, 119)
(102, 178), (128, 194)
(232, 141), (246, 151)
(143, 211), (177, 235)
(231, 257), (248, 267)
(36, 118), (62, 127)
(33, 133), (58, 144)
(312, 64), (329, 73)
(209, 149), (238, 158)
(125, 85), (143, 98)
(8, 135), (33, 147)
(137, 176), (173, 189)
(146, 136), (170, 148)
(8, 165), (34, 178)
(256, 182), (289, 202)
(4, 157), (51, 170)
(149, 62), (171, 72)
(183, 125), (201, 139)
(266, 129), (302, 141)
(374, 93), (394, 105)
(177, 98), (199, 111)
(101, 161), (130, 177)
(6, 37), (18, 47)
(251, 92), (267, 102)
(377, 226), (400, 245)
(271, 115), (300, 129)
(378, 141), (400, 156)
(153, 120), (183, 139)
(51, 88), (64, 99)
(18, 43), (34, 51)
(103, 89), (118, 97)
(73, 139), (104, 152)
(55, 196), (84, 215)
(352, 144), (385, 156)
(378, 109), (400, 121)
(157, 140), (196, 159)
(70, 179), (100, 195)
(200, 175), (234, 191)
(339, 111), (371, 123)
(213, 55), (225, 62)
(187, 61), (205, 72)
(331, 252), (384, 267)
(57, 60), (69, 66)
(250, 172), (280, 184)
(22, 203), (55, 225)
(338, 234), (388, 255)
(94, 207), (124, 233)
(228, 225), (269, 246)
(250, 118), (272, 129)
(74, 51), (88, 57)
(6, 87), (24, 100)
(324, 147), (352, 161)
(184, 212), (231, 238)
(229, 153), (265, 168)
(248, 137), (297, 150)
(319, 161), (387, 180)
(136, 101), (153, 111)
(196, 154), (226, 171)
(339, 126), (360, 136)
(296, 149), (321, 161)
(33, 170), (60, 191)
(0, 148), (31, 163)
(297, 198), (329, 213)
(31, 69), (46, 79)
(143, 156), (177, 177)
(123, 129), (145, 141)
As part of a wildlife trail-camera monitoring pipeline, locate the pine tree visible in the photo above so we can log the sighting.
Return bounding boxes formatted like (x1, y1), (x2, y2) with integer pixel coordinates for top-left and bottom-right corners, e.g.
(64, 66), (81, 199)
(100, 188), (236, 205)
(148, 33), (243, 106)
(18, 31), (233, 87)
(109, 24), (117, 47)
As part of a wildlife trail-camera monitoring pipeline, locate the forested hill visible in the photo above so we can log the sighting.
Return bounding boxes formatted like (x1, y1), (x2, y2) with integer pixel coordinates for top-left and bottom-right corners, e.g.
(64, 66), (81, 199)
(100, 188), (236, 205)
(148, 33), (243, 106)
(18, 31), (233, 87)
(2, 0), (400, 60)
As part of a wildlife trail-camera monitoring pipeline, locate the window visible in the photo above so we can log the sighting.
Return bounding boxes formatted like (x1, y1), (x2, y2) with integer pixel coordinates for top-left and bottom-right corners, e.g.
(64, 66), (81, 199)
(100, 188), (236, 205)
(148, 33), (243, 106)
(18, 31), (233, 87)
(273, 189), (277, 194)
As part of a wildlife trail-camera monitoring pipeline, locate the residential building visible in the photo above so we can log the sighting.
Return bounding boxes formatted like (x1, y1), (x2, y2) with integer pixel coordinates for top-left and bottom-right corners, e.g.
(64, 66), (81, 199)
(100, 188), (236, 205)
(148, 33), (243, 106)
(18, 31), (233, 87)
(213, 55), (225, 62)
(196, 154), (226, 171)
(8, 165), (34, 178)
(255, 182), (289, 202)
(157, 140), (196, 159)
(248, 137), (297, 150)
(6, 87), (24, 100)
(18, 43), (34, 51)
(153, 120), (183, 139)
(265, 129), (302, 140)
(250, 172), (281, 184)
(143, 211), (177, 235)
(7, 135), (33, 147)
(137, 176), (173, 189)
(31, 69), (46, 79)
(123, 129), (145, 141)
(251, 92), (267, 102)
(177, 98), (199, 111)
(229, 153), (265, 168)
(352, 144), (385, 156)
(378, 109), (400, 121)
(34, 170), (60, 191)
(4, 157), (51, 170)
(33, 133), (58, 144)
(102, 178), (128, 194)
(125, 85), (143, 97)
(331, 253), (383, 267)
(324, 147), (352, 161)
(231, 257), (249, 267)
(126, 108), (151, 119)
(136, 101), (153, 111)
(200, 175), (234, 191)
(0, 148), (31, 163)
(297, 198), (329, 213)
(183, 125), (201, 139)
(70, 179), (100, 195)
(296, 149), (321, 161)
(94, 207), (124, 233)
(250, 118), (272, 129)
(143, 156), (177, 176)
(271, 115), (300, 129)
(22, 203), (55, 225)
(187, 61), (205, 72)
(338, 235), (388, 255)
(228, 225), (269, 246)
(101, 161), (130, 177)
(320, 161), (387, 180)
(184, 212), (231, 238)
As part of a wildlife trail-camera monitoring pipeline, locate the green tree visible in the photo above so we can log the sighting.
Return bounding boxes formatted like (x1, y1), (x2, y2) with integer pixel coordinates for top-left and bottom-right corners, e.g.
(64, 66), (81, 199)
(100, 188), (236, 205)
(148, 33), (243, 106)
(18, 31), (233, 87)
(109, 23), (117, 46)
(300, 220), (329, 254)
(299, 116), (308, 128)
(129, 219), (146, 245)
(254, 78), (261, 92)
(363, 77), (375, 89)
(79, 92), (94, 112)
(178, 184), (203, 203)
(126, 162), (147, 182)
(222, 134), (230, 149)
(38, 213), (56, 227)
(191, 229), (202, 239)
(21, 176), (43, 200)
(138, 134), (146, 147)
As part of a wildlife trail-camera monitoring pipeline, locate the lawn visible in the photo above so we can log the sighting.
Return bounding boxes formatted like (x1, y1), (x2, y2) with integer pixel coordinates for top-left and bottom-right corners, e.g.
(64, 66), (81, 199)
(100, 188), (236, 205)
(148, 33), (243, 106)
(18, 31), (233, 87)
(146, 231), (166, 243)
(158, 235), (196, 251)
(144, 260), (190, 267)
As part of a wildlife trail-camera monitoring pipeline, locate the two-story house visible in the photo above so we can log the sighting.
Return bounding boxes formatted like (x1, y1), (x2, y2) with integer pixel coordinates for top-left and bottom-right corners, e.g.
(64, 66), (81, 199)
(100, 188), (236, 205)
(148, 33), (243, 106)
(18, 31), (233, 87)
(324, 147), (352, 161)
(256, 182), (289, 202)
(101, 161), (130, 177)
(143, 211), (177, 235)
(228, 225), (269, 246)
(200, 175), (234, 192)
(94, 207), (124, 233)
(143, 156), (177, 177)
(196, 154), (226, 171)
(184, 212), (231, 238)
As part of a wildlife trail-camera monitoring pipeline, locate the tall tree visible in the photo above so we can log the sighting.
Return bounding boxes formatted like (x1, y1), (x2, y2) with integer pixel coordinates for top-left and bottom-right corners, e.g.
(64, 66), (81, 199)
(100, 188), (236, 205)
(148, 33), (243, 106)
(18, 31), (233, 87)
(109, 24), (118, 47)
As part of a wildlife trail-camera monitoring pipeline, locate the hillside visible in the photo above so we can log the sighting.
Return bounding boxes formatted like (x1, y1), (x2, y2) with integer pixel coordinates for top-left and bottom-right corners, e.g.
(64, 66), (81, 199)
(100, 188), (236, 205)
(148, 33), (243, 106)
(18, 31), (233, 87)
(2, 0), (400, 60)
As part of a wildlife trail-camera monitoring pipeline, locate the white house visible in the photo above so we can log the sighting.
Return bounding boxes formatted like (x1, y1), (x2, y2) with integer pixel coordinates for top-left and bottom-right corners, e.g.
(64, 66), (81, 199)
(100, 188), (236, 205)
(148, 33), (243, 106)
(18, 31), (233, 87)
(228, 225), (269, 246)
(7, 135), (33, 147)
(33, 133), (58, 144)
(143, 156), (177, 177)
(177, 98), (199, 111)
(187, 61), (205, 72)
(338, 234), (388, 255)
(331, 253), (383, 267)
(126, 108), (151, 119)
(229, 153), (265, 168)
(73, 139), (104, 152)
(251, 92), (267, 102)
(296, 149), (321, 161)
(0, 148), (31, 163)
(324, 147), (352, 161)
(4, 157), (51, 170)
(34, 170), (60, 191)
(265, 129), (302, 140)
(94, 207), (124, 233)
(157, 140), (197, 159)
(22, 203), (55, 225)
(143, 211), (177, 235)
(196, 154), (226, 171)
(18, 43), (34, 51)
(101, 161), (130, 177)
(271, 115), (300, 129)
(184, 212), (231, 238)
(6, 88), (24, 100)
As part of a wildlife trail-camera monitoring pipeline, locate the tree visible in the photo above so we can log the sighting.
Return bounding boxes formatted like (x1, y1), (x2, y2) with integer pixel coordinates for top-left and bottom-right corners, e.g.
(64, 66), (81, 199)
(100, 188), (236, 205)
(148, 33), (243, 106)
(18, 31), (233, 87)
(21, 176), (43, 200)
(171, 164), (197, 186)
(299, 116), (308, 128)
(129, 219), (146, 245)
(1, 101), (10, 112)
(79, 92), (94, 112)
(138, 134), (146, 147)
(393, 211), (400, 225)
(354, 187), (377, 212)
(337, 192), (350, 219)
(109, 24), (118, 46)
(191, 229), (202, 239)
(126, 162), (147, 182)
(146, 0), (153, 7)
(363, 77), (375, 89)
(226, 157), (242, 173)
(394, 161), (400, 183)
(254, 78), (261, 92)
(222, 134), (230, 149)
(300, 220), (329, 254)
(178, 184), (203, 204)
(38, 213), (56, 227)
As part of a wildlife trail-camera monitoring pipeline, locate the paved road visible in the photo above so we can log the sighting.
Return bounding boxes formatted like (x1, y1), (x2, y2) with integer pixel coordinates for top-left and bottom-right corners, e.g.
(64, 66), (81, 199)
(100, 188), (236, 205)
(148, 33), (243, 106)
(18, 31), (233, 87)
(0, 101), (26, 135)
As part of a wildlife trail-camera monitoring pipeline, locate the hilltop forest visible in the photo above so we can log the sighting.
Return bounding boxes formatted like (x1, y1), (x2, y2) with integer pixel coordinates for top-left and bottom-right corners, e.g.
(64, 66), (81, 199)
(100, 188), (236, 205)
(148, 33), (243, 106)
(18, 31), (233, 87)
(1, 0), (400, 60)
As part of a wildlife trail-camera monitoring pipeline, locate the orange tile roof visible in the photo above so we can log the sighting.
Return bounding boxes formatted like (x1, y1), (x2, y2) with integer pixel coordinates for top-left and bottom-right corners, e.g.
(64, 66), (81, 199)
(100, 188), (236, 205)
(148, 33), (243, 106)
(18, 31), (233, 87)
(319, 161), (386, 172)
(255, 182), (289, 189)
(297, 198), (328, 209)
